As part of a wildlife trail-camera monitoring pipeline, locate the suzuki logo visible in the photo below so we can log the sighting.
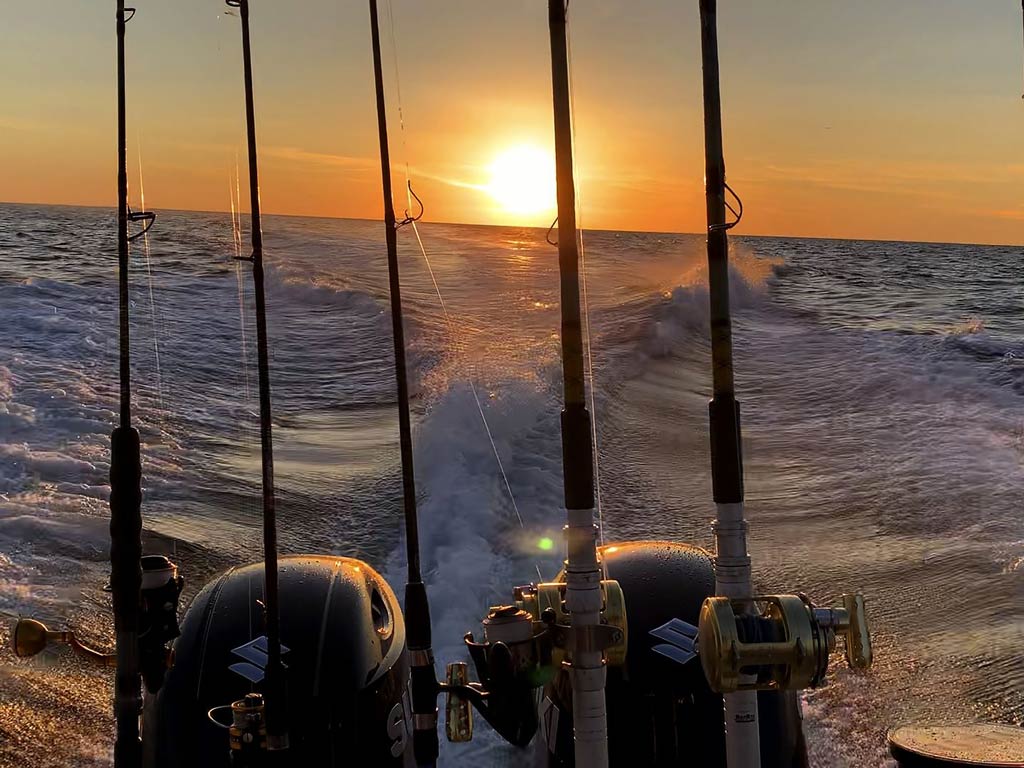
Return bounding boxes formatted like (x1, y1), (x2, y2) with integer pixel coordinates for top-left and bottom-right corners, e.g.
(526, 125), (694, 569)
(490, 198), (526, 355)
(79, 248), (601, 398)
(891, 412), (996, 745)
(649, 618), (699, 666)
(228, 635), (291, 683)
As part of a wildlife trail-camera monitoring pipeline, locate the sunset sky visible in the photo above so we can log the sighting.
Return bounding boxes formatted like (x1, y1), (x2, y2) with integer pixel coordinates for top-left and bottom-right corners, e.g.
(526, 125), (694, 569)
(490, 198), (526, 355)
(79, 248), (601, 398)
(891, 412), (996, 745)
(1, 0), (1022, 244)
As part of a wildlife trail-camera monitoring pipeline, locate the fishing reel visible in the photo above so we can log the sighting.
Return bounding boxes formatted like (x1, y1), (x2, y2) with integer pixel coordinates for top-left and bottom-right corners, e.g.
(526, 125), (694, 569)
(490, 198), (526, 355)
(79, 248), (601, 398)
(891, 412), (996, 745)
(139, 554), (184, 692)
(207, 691), (270, 768)
(697, 592), (872, 693)
(444, 578), (626, 747)
(10, 555), (183, 693)
(229, 693), (268, 762)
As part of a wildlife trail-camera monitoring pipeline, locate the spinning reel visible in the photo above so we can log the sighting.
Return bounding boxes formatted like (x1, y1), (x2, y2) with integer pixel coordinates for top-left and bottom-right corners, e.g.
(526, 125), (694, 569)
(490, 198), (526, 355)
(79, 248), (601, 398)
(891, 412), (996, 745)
(441, 578), (626, 747)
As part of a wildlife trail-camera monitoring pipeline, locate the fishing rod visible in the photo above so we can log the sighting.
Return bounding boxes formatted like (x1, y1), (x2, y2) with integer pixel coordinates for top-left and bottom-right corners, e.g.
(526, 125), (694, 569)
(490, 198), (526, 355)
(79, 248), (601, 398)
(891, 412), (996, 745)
(368, 2), (440, 765)
(225, 0), (288, 754)
(110, 3), (152, 765)
(695, 1), (761, 765)
(547, 2), (609, 765)
(13, 7), (185, 765)
(689, 5), (876, 768)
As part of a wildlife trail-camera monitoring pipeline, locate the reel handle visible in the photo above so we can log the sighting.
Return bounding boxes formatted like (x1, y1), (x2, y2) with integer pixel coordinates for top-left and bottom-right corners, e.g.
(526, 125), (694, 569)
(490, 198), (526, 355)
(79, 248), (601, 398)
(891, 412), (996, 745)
(812, 593), (871, 670)
(841, 593), (872, 669)
(10, 618), (116, 666)
(444, 662), (473, 743)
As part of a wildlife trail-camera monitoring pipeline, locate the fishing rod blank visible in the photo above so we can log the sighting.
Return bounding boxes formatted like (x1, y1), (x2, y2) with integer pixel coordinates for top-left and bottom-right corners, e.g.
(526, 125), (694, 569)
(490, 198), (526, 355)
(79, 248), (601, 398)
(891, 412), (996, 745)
(225, 0), (289, 753)
(547, 2), (609, 765)
(109, 3), (144, 765)
(368, 1), (440, 764)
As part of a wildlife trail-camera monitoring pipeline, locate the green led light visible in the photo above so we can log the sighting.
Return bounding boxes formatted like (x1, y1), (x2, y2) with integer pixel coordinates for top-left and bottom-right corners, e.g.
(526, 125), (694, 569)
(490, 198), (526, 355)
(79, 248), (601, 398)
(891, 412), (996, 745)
(538, 537), (554, 552)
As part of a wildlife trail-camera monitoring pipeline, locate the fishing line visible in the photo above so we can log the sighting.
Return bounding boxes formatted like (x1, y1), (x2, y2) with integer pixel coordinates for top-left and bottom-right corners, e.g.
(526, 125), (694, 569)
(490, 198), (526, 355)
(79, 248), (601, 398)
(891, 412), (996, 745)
(230, 156), (261, 570)
(385, 1), (535, 578)
(219, 11), (261, 569)
(136, 140), (165, 414)
(384, 0), (412, 211)
(231, 158), (252, 404)
(565, 3), (606, 554)
(410, 218), (528, 537)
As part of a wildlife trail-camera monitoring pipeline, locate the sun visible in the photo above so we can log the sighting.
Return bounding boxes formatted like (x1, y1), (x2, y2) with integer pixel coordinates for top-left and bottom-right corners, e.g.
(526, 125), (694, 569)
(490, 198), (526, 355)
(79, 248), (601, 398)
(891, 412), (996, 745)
(485, 145), (556, 218)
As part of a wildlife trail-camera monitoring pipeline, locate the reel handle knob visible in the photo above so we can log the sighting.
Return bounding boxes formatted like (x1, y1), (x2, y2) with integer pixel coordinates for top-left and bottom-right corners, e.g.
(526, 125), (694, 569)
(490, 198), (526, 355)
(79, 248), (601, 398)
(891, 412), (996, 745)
(444, 662), (473, 743)
(840, 593), (872, 670)
(811, 593), (873, 670)
(11, 618), (65, 658)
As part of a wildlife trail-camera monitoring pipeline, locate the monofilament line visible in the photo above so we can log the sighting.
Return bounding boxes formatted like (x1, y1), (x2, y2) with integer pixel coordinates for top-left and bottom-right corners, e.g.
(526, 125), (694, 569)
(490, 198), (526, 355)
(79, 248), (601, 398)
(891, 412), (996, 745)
(385, 1), (531, 562)
(137, 141), (164, 413)
(410, 218), (527, 534)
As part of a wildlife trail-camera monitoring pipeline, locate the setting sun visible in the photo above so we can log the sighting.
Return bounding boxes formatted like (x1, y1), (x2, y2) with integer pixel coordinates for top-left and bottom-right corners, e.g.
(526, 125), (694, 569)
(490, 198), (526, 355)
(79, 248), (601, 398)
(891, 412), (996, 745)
(485, 145), (556, 218)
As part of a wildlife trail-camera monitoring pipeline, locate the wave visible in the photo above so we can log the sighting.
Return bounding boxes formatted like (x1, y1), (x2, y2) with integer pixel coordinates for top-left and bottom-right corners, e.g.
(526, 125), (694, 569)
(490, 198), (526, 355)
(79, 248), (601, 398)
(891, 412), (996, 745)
(264, 265), (385, 317)
(949, 316), (985, 336)
(3, 209), (1022, 765)
(384, 379), (564, 765)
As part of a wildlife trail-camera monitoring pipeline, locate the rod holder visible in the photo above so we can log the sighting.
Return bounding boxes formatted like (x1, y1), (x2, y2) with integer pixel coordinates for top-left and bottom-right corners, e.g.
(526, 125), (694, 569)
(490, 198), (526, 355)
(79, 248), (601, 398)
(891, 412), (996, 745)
(698, 593), (872, 694)
(513, 580), (627, 667)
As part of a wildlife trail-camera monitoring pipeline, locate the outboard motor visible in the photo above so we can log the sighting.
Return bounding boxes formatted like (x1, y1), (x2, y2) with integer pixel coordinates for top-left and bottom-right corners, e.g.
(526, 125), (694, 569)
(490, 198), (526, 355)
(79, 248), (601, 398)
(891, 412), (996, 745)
(148, 555), (411, 767)
(539, 541), (804, 768)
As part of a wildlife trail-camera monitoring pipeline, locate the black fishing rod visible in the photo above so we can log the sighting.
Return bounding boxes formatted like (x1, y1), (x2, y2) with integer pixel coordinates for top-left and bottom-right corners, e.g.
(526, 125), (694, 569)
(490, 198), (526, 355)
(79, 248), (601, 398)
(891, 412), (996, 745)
(697, 1), (760, 765)
(547, 2), (608, 765)
(225, 0), (288, 753)
(109, 3), (145, 765)
(368, 2), (439, 765)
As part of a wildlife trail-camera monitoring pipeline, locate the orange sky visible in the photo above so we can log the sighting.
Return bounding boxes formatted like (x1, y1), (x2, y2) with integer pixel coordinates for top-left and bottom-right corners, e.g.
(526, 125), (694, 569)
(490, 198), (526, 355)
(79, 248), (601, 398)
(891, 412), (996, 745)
(1, 1), (1022, 244)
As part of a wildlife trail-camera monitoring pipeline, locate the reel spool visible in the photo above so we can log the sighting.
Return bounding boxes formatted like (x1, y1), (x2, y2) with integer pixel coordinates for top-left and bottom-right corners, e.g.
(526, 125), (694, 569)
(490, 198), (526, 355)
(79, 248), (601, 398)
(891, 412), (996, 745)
(698, 592), (872, 693)
(459, 604), (551, 746)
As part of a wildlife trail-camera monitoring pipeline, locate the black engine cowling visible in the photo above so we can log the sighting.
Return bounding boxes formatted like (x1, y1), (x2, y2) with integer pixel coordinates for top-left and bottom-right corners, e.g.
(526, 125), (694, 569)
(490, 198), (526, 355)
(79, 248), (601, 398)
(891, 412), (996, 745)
(541, 540), (806, 767)
(147, 555), (411, 767)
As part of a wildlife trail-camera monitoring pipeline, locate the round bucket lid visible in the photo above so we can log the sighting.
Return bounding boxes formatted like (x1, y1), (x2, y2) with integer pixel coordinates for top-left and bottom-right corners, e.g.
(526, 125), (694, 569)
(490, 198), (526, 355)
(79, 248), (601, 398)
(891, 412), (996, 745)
(888, 725), (1024, 767)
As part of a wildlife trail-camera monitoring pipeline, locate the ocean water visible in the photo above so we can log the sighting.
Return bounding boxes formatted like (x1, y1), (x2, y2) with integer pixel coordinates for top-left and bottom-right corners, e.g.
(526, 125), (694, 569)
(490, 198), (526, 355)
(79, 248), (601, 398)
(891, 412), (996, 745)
(0, 202), (1021, 766)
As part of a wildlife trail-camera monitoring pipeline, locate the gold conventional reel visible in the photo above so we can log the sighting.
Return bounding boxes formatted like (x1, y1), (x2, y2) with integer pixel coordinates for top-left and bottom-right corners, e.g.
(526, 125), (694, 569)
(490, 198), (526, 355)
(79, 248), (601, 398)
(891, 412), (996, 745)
(698, 593), (872, 693)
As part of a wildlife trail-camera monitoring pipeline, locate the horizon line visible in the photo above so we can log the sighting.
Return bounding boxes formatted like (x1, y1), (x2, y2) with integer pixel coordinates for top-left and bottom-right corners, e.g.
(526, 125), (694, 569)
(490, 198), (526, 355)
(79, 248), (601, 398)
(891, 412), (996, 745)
(0, 198), (1016, 249)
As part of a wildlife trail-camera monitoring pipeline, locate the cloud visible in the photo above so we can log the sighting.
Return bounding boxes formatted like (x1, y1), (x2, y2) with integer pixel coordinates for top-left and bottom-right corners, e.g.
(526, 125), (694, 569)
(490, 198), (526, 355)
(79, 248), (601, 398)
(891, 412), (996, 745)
(411, 168), (486, 192)
(261, 146), (374, 169)
(738, 158), (1024, 201)
(0, 118), (39, 133)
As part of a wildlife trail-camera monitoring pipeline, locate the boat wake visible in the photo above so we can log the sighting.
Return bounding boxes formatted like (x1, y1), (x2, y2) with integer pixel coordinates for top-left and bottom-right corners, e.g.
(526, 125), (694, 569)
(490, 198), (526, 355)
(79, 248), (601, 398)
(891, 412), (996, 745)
(1, 207), (1021, 765)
